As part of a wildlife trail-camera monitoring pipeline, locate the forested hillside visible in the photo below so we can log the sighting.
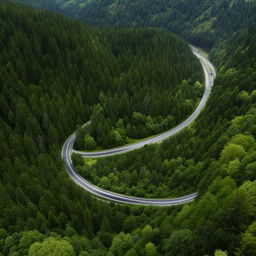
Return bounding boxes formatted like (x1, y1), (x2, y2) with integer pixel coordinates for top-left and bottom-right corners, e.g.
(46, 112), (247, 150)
(0, 2), (203, 255)
(74, 24), (256, 255)
(73, 32), (203, 150)
(1, 0), (203, 152)
(1, 1), (256, 256)
(11, 0), (256, 48)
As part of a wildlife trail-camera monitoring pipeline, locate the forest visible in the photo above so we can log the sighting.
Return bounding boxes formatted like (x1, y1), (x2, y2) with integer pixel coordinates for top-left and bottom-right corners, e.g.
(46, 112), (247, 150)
(73, 31), (203, 150)
(0, 1), (256, 256)
(11, 0), (256, 49)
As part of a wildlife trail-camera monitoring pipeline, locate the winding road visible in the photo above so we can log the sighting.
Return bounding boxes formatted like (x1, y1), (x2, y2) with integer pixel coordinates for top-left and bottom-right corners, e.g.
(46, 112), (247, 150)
(61, 46), (216, 206)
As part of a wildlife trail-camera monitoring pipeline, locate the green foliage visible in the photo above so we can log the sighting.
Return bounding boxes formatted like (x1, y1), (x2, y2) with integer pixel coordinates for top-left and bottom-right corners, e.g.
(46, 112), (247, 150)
(239, 181), (256, 210)
(72, 154), (84, 166)
(163, 229), (192, 256)
(214, 250), (228, 256)
(145, 242), (157, 256)
(72, 29), (203, 149)
(12, 0), (256, 48)
(238, 222), (256, 256)
(1, 2), (256, 256)
(221, 143), (246, 163)
(84, 135), (97, 151)
(28, 237), (75, 256)
(19, 231), (44, 255)
(108, 232), (133, 256)
(72, 20), (256, 256)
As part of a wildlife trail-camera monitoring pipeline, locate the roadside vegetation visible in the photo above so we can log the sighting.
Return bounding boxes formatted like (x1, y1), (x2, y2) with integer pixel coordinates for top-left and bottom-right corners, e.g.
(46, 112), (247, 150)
(73, 31), (203, 150)
(1, 1), (256, 256)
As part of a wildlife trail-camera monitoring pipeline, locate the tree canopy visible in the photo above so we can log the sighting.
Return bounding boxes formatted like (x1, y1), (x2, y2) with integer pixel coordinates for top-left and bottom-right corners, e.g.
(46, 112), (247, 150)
(0, 1), (256, 256)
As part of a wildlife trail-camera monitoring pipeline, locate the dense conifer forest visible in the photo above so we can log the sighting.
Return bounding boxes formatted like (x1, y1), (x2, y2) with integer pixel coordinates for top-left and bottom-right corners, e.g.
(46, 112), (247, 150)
(1, 1), (256, 256)
(73, 32), (203, 150)
(11, 0), (256, 49)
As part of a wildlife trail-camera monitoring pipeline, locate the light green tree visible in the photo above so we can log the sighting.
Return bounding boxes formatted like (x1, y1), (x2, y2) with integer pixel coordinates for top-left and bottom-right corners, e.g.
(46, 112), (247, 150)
(238, 91), (250, 103)
(99, 176), (111, 189)
(227, 159), (240, 177)
(142, 225), (153, 242)
(19, 230), (44, 255)
(28, 237), (75, 256)
(108, 232), (133, 256)
(132, 112), (146, 125)
(230, 134), (255, 151)
(221, 143), (246, 163)
(239, 181), (256, 208)
(145, 242), (157, 256)
(84, 134), (97, 150)
(239, 222), (256, 256)
(214, 249), (228, 256)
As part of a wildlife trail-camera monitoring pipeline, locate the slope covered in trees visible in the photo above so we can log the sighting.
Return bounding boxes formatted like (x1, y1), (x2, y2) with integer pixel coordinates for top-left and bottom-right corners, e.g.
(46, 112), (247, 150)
(74, 24), (256, 254)
(1, 1), (256, 256)
(0, 2), (201, 255)
(2, 0), (204, 152)
(74, 28), (256, 198)
(73, 31), (203, 150)
(11, 0), (256, 49)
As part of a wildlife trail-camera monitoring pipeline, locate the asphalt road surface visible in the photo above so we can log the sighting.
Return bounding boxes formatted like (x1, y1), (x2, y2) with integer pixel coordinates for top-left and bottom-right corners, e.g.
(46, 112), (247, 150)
(61, 46), (216, 206)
